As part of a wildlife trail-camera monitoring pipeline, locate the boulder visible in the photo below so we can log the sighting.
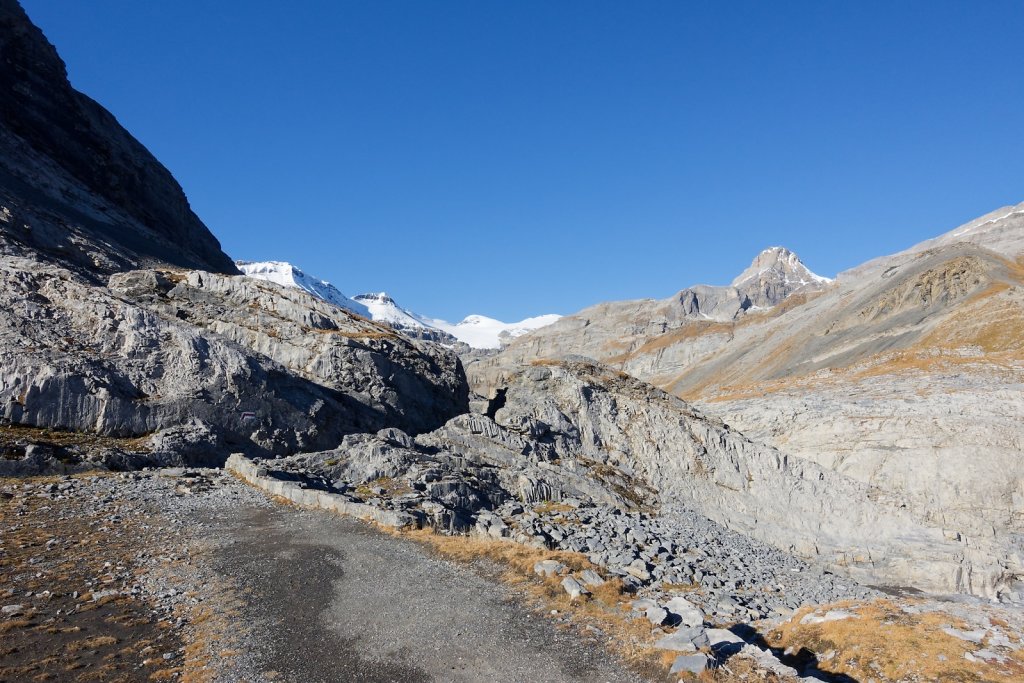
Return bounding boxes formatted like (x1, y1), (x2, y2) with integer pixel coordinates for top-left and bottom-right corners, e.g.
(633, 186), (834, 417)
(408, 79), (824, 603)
(669, 653), (712, 674)
(533, 560), (565, 578)
(646, 606), (669, 626)
(666, 596), (704, 628)
(655, 626), (709, 651)
(578, 569), (606, 587)
(561, 577), (588, 600)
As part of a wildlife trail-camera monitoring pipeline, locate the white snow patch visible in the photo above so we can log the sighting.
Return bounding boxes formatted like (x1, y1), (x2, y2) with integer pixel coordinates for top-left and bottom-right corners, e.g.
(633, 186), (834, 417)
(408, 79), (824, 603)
(949, 208), (1024, 237)
(433, 313), (563, 350)
(355, 292), (561, 349)
(239, 262), (562, 349)
(237, 261), (369, 316)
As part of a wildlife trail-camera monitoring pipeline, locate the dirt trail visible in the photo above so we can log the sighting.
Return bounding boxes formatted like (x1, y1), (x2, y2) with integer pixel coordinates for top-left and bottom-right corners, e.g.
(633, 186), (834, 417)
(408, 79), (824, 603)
(205, 505), (649, 683)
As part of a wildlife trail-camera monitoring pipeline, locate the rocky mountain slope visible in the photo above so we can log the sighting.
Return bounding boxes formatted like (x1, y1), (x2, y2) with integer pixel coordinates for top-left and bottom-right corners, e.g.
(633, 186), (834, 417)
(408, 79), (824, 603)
(0, 2), (468, 468)
(262, 358), (1016, 597)
(473, 207), (1024, 600)
(468, 246), (831, 391)
(0, 0), (236, 276)
(0, 259), (468, 466)
(2, 0), (1020, 612)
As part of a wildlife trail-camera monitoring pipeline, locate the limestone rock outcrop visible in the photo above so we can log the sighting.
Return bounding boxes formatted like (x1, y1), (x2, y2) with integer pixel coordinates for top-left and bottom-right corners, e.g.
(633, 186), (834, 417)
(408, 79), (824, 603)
(487, 362), (1021, 598)
(124, 268), (470, 434)
(0, 256), (468, 465)
(272, 358), (1022, 597)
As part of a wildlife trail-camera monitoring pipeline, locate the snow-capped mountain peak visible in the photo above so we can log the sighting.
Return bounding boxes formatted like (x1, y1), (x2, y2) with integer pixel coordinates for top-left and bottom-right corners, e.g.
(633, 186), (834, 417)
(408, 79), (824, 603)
(354, 291), (397, 306)
(728, 247), (832, 309)
(238, 262), (560, 348)
(731, 246), (831, 288)
(349, 292), (452, 343)
(352, 293), (561, 349)
(236, 261), (369, 316)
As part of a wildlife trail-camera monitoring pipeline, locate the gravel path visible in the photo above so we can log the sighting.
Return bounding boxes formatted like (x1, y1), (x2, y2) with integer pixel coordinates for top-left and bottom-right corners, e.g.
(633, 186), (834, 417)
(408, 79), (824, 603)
(204, 504), (650, 683)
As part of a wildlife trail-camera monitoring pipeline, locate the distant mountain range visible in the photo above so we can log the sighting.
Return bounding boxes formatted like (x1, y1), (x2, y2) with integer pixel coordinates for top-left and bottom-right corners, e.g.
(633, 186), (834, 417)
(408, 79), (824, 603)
(236, 249), (830, 350)
(236, 261), (561, 349)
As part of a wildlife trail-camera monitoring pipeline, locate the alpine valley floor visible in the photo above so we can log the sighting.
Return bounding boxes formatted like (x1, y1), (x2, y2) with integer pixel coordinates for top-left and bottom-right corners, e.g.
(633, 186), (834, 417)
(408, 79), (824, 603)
(3, 468), (1023, 683)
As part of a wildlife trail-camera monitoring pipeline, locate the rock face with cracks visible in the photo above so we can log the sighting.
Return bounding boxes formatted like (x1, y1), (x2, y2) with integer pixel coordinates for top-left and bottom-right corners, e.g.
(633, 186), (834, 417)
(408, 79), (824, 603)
(482, 362), (1020, 598)
(0, 256), (468, 466)
(262, 358), (1021, 599)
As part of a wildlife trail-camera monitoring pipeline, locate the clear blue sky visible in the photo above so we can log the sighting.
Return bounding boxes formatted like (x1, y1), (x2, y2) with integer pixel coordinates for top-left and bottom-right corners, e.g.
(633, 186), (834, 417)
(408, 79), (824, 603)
(21, 0), (1024, 321)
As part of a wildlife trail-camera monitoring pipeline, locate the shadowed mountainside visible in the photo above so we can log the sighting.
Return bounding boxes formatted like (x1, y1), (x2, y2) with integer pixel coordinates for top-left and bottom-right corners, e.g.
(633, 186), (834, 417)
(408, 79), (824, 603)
(0, 0), (237, 276)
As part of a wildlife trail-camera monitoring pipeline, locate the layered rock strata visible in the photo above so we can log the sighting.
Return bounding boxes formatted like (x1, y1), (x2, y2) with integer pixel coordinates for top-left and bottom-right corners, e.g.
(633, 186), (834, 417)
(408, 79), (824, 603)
(0, 257), (468, 465)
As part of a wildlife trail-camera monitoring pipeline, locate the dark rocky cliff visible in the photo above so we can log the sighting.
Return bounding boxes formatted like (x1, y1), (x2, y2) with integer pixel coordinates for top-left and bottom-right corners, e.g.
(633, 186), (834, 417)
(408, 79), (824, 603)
(0, 0), (237, 275)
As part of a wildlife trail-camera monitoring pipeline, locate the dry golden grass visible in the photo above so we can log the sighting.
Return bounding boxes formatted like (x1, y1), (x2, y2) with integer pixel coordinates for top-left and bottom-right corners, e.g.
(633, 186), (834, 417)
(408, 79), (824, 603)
(920, 285), (1024, 355)
(354, 476), (412, 499)
(608, 320), (735, 363)
(175, 565), (251, 683)
(0, 619), (33, 634)
(0, 423), (152, 454)
(769, 600), (1024, 682)
(529, 358), (570, 367)
(660, 581), (701, 593)
(703, 339), (1024, 404)
(66, 635), (119, 652)
(698, 376), (810, 403)
(532, 500), (576, 515)
(396, 528), (671, 679)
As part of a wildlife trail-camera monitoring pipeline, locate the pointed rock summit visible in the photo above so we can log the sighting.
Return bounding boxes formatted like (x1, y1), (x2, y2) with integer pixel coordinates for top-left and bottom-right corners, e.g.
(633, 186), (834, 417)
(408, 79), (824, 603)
(731, 246), (831, 308)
